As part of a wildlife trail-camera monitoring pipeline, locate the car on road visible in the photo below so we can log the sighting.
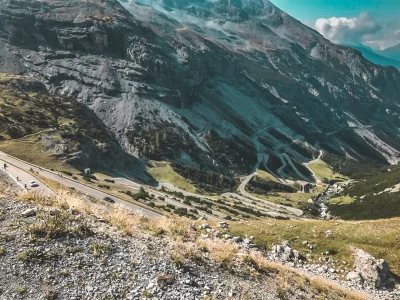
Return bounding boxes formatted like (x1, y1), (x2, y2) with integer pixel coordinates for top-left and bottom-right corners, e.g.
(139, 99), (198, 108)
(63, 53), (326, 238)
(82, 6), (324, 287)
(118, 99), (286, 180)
(103, 196), (115, 203)
(29, 180), (39, 187)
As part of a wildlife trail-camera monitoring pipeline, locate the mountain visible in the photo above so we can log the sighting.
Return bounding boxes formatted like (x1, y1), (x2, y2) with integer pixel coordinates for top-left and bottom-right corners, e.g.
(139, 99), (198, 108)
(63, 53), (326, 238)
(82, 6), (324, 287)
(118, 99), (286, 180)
(344, 44), (400, 69)
(0, 73), (151, 181)
(0, 0), (400, 186)
(380, 43), (400, 61)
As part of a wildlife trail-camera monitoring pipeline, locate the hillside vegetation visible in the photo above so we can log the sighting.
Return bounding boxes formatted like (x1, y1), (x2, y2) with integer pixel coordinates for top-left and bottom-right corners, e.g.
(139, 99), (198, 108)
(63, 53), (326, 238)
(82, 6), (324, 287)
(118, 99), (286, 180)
(0, 74), (106, 142)
(228, 218), (400, 276)
(0, 73), (150, 180)
(328, 166), (400, 220)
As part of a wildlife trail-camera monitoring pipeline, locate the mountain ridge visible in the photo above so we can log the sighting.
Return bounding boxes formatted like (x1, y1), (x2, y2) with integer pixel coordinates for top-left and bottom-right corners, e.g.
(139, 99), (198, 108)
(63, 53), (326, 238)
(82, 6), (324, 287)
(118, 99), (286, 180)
(342, 44), (400, 69)
(0, 0), (399, 185)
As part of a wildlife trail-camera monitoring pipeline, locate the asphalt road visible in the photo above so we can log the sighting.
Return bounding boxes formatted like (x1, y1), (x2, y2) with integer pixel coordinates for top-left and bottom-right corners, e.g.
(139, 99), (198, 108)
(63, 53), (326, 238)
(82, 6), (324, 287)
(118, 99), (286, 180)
(236, 166), (304, 217)
(0, 158), (53, 196)
(0, 152), (161, 218)
(303, 150), (323, 184)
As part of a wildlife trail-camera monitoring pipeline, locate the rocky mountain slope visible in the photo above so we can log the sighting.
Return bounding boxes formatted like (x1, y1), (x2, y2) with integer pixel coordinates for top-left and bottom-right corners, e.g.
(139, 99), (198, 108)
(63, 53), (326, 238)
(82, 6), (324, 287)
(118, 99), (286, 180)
(343, 44), (400, 69)
(0, 73), (151, 181)
(0, 0), (400, 183)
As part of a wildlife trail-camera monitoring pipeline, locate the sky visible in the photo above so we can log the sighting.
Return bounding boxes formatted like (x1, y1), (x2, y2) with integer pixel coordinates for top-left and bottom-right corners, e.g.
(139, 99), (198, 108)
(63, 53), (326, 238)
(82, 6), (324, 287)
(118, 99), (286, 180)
(271, 0), (400, 50)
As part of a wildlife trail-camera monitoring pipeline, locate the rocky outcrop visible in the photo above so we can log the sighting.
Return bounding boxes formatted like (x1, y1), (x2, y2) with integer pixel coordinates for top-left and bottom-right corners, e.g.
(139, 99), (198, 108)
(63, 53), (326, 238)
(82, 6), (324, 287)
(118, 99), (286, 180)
(353, 248), (390, 288)
(0, 73), (152, 181)
(269, 241), (302, 265)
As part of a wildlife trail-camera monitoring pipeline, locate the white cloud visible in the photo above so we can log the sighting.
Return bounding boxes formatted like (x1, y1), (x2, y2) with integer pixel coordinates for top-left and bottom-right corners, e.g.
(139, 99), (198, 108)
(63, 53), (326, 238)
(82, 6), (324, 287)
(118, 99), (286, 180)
(315, 13), (381, 45)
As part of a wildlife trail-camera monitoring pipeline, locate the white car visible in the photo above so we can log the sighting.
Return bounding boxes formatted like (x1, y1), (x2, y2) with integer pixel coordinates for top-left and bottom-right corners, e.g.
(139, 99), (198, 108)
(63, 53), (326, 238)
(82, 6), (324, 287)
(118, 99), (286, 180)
(29, 180), (39, 187)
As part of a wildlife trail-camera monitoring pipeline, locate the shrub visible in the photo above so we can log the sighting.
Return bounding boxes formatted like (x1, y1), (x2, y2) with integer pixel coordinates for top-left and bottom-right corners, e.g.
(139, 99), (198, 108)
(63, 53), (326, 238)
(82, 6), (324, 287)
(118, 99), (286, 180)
(156, 273), (175, 288)
(82, 173), (97, 180)
(82, 176), (92, 182)
(131, 187), (149, 200)
(16, 287), (27, 295)
(98, 184), (111, 190)
(61, 171), (73, 176)
(16, 249), (58, 263)
(175, 207), (188, 216)
(90, 242), (110, 257)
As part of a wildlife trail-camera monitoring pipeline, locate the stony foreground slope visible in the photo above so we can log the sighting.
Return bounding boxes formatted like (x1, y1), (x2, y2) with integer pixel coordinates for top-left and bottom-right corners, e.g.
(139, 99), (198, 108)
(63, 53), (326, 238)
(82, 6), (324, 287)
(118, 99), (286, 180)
(0, 0), (399, 182)
(1, 172), (399, 299)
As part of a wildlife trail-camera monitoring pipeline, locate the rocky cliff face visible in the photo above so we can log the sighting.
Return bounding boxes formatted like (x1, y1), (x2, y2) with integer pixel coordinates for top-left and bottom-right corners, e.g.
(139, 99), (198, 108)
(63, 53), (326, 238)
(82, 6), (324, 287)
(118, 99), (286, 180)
(0, 0), (399, 180)
(0, 73), (150, 181)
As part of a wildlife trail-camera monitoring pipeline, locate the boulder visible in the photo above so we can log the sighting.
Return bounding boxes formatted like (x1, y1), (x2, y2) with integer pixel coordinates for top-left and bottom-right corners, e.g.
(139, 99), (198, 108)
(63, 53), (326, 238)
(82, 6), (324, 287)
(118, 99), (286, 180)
(353, 248), (390, 288)
(21, 208), (36, 217)
(325, 229), (334, 238)
(270, 241), (302, 264)
(199, 223), (211, 230)
(218, 221), (228, 229)
(243, 238), (252, 245)
(231, 236), (242, 244)
(49, 208), (60, 216)
(68, 209), (79, 215)
(223, 234), (232, 240)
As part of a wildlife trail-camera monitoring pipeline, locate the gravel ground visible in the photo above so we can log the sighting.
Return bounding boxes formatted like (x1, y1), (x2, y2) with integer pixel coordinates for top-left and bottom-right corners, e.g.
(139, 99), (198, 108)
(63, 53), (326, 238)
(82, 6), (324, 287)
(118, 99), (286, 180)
(0, 172), (277, 300)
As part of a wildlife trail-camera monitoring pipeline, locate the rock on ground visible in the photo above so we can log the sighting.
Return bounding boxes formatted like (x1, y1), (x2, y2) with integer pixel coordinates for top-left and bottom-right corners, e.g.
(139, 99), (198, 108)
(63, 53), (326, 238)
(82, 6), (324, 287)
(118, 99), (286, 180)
(353, 248), (390, 288)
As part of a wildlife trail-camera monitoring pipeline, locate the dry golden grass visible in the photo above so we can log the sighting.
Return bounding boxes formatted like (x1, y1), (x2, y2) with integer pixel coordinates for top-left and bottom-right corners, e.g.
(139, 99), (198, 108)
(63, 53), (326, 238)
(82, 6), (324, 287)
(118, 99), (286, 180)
(196, 239), (238, 266)
(102, 205), (144, 236)
(18, 190), (56, 206)
(16, 189), (153, 238)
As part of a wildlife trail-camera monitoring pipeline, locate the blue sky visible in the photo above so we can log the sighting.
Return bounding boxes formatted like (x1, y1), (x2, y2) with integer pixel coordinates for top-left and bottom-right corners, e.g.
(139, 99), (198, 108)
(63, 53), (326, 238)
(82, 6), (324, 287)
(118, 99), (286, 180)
(271, 0), (400, 49)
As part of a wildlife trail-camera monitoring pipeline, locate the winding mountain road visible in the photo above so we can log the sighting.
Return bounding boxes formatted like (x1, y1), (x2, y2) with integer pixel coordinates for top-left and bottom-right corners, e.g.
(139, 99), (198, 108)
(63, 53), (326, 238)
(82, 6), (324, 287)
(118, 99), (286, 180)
(220, 154), (305, 219)
(303, 150), (323, 184)
(0, 152), (162, 218)
(238, 172), (304, 217)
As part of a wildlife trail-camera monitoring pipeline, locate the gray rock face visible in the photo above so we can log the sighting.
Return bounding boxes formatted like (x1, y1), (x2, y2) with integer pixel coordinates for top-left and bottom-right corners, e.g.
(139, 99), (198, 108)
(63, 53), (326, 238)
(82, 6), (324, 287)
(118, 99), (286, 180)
(0, 0), (400, 179)
(353, 248), (390, 288)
